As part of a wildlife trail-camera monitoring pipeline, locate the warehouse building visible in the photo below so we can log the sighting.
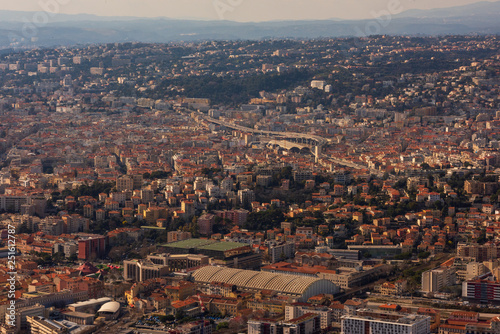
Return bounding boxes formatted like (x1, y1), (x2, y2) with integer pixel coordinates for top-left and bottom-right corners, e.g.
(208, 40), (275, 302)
(124, 253), (209, 281)
(192, 266), (339, 302)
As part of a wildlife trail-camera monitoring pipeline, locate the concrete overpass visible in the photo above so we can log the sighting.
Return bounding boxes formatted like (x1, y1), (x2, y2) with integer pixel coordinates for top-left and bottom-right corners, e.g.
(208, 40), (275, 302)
(329, 157), (387, 179)
(267, 140), (315, 154)
(202, 116), (327, 146)
(200, 114), (393, 178)
(201, 115), (325, 161)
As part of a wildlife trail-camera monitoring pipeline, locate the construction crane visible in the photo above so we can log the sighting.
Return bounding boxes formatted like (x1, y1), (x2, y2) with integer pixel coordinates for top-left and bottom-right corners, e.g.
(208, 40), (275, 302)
(196, 294), (208, 334)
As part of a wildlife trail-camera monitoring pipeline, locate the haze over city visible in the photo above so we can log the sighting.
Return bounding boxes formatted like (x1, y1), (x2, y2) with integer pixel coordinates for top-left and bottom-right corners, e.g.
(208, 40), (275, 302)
(0, 1), (499, 334)
(0, 0), (496, 21)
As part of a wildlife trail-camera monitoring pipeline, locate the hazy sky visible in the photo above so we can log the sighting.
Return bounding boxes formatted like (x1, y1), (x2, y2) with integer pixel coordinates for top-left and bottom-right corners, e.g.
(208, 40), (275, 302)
(0, 0), (493, 21)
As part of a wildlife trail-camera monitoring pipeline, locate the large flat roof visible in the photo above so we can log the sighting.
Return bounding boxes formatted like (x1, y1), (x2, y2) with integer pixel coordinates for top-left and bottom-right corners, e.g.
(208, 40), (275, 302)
(64, 312), (95, 318)
(161, 239), (216, 249)
(197, 242), (249, 252)
(68, 297), (112, 308)
(141, 226), (166, 230)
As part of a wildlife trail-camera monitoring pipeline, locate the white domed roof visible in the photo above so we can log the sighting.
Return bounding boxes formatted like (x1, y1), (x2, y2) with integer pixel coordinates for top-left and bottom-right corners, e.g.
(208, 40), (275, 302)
(98, 301), (120, 314)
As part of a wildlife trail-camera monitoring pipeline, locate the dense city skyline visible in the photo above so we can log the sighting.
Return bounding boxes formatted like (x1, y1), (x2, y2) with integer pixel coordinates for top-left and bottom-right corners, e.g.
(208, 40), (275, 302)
(0, 35), (499, 333)
(0, 1), (500, 333)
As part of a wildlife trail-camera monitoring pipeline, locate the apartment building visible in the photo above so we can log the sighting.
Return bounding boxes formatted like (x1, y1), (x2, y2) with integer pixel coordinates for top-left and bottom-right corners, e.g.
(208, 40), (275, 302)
(167, 230), (192, 243)
(457, 243), (500, 262)
(462, 276), (500, 303)
(421, 267), (456, 293)
(249, 313), (321, 334)
(285, 304), (332, 329)
(341, 313), (430, 334)
(77, 234), (107, 260)
(266, 241), (296, 263)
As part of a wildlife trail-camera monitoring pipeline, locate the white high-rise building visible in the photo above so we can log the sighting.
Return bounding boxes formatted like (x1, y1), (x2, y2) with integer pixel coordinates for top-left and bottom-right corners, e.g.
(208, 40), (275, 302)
(285, 304), (332, 329)
(238, 189), (255, 207)
(220, 177), (233, 193)
(266, 241), (296, 263)
(342, 313), (430, 334)
(421, 267), (456, 293)
(311, 80), (326, 90)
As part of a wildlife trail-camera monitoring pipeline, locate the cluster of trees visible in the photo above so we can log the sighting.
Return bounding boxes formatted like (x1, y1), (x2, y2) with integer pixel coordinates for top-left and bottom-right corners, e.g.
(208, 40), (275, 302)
(59, 181), (114, 200)
(32, 251), (77, 266)
(393, 251), (430, 261)
(244, 207), (285, 231)
(143, 171), (171, 179)
(151, 69), (313, 105)
(200, 168), (222, 178)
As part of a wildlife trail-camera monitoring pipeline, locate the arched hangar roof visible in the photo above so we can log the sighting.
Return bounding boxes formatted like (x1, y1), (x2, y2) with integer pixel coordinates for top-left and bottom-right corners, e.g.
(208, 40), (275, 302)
(192, 266), (335, 296)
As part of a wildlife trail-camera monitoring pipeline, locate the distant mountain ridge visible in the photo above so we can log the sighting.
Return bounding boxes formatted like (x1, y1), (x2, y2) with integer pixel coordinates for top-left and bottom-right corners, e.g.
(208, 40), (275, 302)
(396, 1), (500, 18)
(0, 10), (142, 22)
(0, 1), (499, 48)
